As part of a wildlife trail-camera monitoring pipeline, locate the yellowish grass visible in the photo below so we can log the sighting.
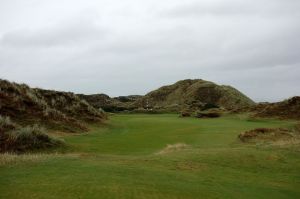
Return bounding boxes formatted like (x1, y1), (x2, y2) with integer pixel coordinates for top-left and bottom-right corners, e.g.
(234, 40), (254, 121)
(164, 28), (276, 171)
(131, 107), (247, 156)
(0, 153), (51, 166)
(156, 143), (189, 155)
(0, 153), (82, 166)
(48, 131), (81, 138)
(271, 137), (300, 147)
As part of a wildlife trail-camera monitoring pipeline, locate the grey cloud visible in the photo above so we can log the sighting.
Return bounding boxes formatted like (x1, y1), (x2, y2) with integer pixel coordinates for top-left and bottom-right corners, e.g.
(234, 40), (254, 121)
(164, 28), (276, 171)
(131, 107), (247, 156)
(0, 20), (107, 48)
(165, 0), (300, 18)
(0, 0), (299, 102)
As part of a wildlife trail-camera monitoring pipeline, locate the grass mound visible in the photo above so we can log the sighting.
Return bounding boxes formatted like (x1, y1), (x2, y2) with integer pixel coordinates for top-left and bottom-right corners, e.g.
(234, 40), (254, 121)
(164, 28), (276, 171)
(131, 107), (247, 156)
(195, 109), (222, 118)
(134, 79), (255, 112)
(0, 116), (64, 153)
(79, 79), (255, 113)
(0, 79), (107, 133)
(238, 127), (295, 142)
(254, 96), (300, 120)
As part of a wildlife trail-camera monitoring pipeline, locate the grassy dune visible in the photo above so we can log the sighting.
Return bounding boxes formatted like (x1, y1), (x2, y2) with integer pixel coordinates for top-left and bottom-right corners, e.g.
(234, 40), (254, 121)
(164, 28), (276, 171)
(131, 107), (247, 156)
(0, 114), (299, 199)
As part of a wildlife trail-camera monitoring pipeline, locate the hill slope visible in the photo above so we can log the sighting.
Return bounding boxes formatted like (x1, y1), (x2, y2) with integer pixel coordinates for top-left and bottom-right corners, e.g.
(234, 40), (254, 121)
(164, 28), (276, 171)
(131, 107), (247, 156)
(134, 79), (255, 112)
(254, 96), (300, 120)
(0, 79), (107, 132)
(78, 94), (141, 112)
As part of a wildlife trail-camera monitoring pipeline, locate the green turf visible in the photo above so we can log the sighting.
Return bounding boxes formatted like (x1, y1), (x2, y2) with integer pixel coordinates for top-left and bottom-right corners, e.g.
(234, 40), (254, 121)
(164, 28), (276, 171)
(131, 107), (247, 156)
(0, 114), (299, 199)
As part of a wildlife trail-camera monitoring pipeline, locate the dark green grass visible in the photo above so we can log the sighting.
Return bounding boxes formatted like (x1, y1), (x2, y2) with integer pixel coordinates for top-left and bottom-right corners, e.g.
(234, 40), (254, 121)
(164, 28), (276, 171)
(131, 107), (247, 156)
(0, 114), (299, 199)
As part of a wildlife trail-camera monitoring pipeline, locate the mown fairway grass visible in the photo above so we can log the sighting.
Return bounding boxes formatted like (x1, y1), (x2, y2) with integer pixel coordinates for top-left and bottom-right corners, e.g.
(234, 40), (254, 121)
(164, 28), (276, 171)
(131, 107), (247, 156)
(0, 114), (299, 199)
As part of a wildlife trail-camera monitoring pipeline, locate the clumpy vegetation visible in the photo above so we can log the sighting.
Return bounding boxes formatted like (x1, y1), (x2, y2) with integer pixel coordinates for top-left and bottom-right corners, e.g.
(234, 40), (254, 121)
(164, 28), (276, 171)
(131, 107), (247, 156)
(180, 109), (222, 118)
(194, 109), (222, 118)
(238, 127), (297, 143)
(78, 93), (141, 112)
(0, 78), (107, 152)
(0, 116), (64, 153)
(38, 89), (106, 122)
(0, 115), (15, 132)
(180, 110), (191, 117)
(253, 96), (300, 120)
(0, 79), (107, 132)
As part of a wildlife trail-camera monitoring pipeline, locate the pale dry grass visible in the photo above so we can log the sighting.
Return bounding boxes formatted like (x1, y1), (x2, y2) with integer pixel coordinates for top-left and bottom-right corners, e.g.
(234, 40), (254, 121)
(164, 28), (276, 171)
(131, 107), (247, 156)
(0, 153), (52, 166)
(0, 153), (86, 166)
(156, 143), (189, 155)
(48, 131), (81, 138)
(271, 137), (300, 147)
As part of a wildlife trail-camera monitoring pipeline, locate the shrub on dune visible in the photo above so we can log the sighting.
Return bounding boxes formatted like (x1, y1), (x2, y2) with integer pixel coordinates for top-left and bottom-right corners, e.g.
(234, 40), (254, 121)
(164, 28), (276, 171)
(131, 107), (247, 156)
(0, 116), (64, 153)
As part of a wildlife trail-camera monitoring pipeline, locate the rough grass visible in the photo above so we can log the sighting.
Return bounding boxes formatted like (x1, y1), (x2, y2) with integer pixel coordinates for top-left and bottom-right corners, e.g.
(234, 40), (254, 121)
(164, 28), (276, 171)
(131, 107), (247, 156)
(238, 128), (295, 142)
(0, 153), (81, 166)
(0, 122), (65, 153)
(156, 143), (189, 155)
(254, 96), (300, 120)
(0, 79), (107, 132)
(0, 114), (299, 199)
(0, 115), (14, 127)
(0, 153), (53, 166)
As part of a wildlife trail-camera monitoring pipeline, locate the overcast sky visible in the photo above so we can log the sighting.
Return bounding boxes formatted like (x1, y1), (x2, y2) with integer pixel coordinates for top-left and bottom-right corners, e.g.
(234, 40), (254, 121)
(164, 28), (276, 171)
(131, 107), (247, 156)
(0, 0), (299, 102)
